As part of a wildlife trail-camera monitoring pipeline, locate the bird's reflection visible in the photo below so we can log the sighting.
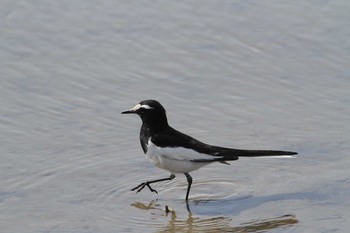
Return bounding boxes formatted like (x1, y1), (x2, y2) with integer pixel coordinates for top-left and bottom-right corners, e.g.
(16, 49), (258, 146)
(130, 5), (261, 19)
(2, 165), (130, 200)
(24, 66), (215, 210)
(131, 197), (299, 233)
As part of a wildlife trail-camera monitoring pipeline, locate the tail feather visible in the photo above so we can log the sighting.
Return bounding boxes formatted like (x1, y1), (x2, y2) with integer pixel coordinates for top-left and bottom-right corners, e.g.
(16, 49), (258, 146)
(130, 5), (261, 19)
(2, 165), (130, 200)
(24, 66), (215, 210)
(192, 148), (297, 163)
(234, 149), (297, 157)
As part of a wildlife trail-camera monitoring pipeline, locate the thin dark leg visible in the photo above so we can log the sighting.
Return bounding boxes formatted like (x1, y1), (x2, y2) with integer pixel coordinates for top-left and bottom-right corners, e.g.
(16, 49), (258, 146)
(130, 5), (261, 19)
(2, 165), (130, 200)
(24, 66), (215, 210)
(184, 173), (192, 201)
(131, 174), (175, 194)
(186, 200), (192, 213)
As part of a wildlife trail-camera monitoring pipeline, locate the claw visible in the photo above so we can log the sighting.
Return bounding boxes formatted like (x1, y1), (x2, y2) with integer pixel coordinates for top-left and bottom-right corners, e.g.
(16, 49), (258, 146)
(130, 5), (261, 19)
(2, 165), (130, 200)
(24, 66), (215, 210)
(130, 175), (175, 196)
(131, 182), (146, 192)
(146, 183), (158, 194)
(131, 182), (158, 194)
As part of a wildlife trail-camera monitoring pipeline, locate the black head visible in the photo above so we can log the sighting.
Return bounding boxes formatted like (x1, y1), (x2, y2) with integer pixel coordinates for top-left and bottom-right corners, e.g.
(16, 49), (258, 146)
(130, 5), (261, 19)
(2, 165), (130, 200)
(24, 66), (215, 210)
(122, 100), (168, 126)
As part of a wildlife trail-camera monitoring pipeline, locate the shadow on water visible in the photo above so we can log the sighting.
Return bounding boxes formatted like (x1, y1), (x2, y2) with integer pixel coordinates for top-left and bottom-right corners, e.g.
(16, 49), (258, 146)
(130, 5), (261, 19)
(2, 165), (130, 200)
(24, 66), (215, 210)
(190, 191), (324, 216)
(129, 191), (324, 232)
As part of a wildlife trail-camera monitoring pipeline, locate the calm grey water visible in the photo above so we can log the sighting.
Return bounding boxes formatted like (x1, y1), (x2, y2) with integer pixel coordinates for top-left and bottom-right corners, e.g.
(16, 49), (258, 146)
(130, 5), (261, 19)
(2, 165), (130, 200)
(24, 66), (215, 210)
(1, 1), (350, 232)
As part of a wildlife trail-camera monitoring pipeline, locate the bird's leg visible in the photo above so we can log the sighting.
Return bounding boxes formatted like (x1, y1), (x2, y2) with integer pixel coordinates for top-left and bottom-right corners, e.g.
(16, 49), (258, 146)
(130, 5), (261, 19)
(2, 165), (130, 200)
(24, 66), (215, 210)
(184, 173), (192, 201)
(131, 174), (176, 194)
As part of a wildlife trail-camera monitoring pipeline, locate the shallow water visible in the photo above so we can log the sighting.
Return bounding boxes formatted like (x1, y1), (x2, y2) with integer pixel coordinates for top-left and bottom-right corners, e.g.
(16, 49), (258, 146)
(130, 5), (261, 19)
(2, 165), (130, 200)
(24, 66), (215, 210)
(1, 1), (350, 232)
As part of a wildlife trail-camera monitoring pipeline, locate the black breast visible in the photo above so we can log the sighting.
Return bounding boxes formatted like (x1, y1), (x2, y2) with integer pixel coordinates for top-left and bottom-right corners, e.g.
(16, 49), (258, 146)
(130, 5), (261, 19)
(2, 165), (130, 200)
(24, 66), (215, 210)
(140, 124), (151, 154)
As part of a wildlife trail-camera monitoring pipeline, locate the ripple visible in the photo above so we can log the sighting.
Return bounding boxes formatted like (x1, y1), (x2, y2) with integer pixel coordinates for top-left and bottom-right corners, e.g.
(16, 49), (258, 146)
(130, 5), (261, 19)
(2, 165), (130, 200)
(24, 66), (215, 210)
(157, 176), (253, 201)
(94, 179), (132, 204)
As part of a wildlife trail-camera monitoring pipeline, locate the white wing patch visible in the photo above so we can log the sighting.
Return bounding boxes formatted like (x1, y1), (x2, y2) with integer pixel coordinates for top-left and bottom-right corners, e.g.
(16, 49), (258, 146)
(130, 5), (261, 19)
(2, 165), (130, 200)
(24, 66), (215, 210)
(145, 139), (218, 173)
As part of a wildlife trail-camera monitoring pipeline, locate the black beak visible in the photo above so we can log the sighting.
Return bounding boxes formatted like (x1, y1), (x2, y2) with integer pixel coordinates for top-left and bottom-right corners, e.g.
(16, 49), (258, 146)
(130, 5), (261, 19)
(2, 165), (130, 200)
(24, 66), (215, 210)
(121, 109), (136, 114)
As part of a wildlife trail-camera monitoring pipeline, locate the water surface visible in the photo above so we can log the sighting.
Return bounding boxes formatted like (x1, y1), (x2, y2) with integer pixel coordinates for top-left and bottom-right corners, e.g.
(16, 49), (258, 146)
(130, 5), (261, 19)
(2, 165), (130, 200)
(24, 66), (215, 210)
(1, 1), (350, 232)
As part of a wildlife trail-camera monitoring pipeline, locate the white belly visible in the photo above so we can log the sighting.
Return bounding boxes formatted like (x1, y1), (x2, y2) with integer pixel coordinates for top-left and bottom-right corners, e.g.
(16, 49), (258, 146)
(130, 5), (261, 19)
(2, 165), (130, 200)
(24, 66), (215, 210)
(145, 139), (214, 174)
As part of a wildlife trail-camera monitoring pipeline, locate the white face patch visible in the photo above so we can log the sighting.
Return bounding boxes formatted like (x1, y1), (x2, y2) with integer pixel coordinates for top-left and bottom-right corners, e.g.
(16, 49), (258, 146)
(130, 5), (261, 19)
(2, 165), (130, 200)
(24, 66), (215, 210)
(130, 103), (154, 111)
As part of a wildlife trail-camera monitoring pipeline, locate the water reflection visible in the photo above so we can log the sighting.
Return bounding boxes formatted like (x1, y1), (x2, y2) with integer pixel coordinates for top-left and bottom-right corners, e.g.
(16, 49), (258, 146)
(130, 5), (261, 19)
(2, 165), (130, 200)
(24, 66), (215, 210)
(191, 191), (319, 216)
(131, 199), (298, 232)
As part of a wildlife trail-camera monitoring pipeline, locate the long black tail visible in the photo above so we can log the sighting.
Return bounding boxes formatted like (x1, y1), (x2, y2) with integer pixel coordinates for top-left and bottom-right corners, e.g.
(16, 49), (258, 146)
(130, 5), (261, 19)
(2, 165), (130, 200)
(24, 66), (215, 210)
(234, 149), (297, 157)
(192, 146), (297, 163)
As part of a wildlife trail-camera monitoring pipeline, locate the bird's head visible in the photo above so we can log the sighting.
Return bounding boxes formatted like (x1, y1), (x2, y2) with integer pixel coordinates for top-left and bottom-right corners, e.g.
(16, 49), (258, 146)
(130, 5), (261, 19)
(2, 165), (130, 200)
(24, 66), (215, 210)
(122, 100), (168, 126)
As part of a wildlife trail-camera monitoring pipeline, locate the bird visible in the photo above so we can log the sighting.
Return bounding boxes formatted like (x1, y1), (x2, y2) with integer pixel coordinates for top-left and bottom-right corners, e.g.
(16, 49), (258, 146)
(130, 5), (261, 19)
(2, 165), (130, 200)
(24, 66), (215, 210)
(122, 99), (297, 201)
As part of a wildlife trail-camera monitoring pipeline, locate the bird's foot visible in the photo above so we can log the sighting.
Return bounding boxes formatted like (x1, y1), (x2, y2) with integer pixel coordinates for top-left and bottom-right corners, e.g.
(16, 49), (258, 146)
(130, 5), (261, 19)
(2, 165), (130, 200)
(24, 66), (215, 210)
(131, 182), (158, 194)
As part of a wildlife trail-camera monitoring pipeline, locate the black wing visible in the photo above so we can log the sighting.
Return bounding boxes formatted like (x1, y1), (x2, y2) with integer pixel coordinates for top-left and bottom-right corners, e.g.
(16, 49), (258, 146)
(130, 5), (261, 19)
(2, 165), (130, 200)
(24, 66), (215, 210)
(151, 127), (239, 162)
(151, 126), (297, 161)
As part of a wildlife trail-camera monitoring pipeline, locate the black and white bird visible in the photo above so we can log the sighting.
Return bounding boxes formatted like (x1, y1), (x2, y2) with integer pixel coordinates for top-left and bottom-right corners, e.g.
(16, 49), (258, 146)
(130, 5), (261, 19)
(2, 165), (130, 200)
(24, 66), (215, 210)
(122, 100), (297, 201)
